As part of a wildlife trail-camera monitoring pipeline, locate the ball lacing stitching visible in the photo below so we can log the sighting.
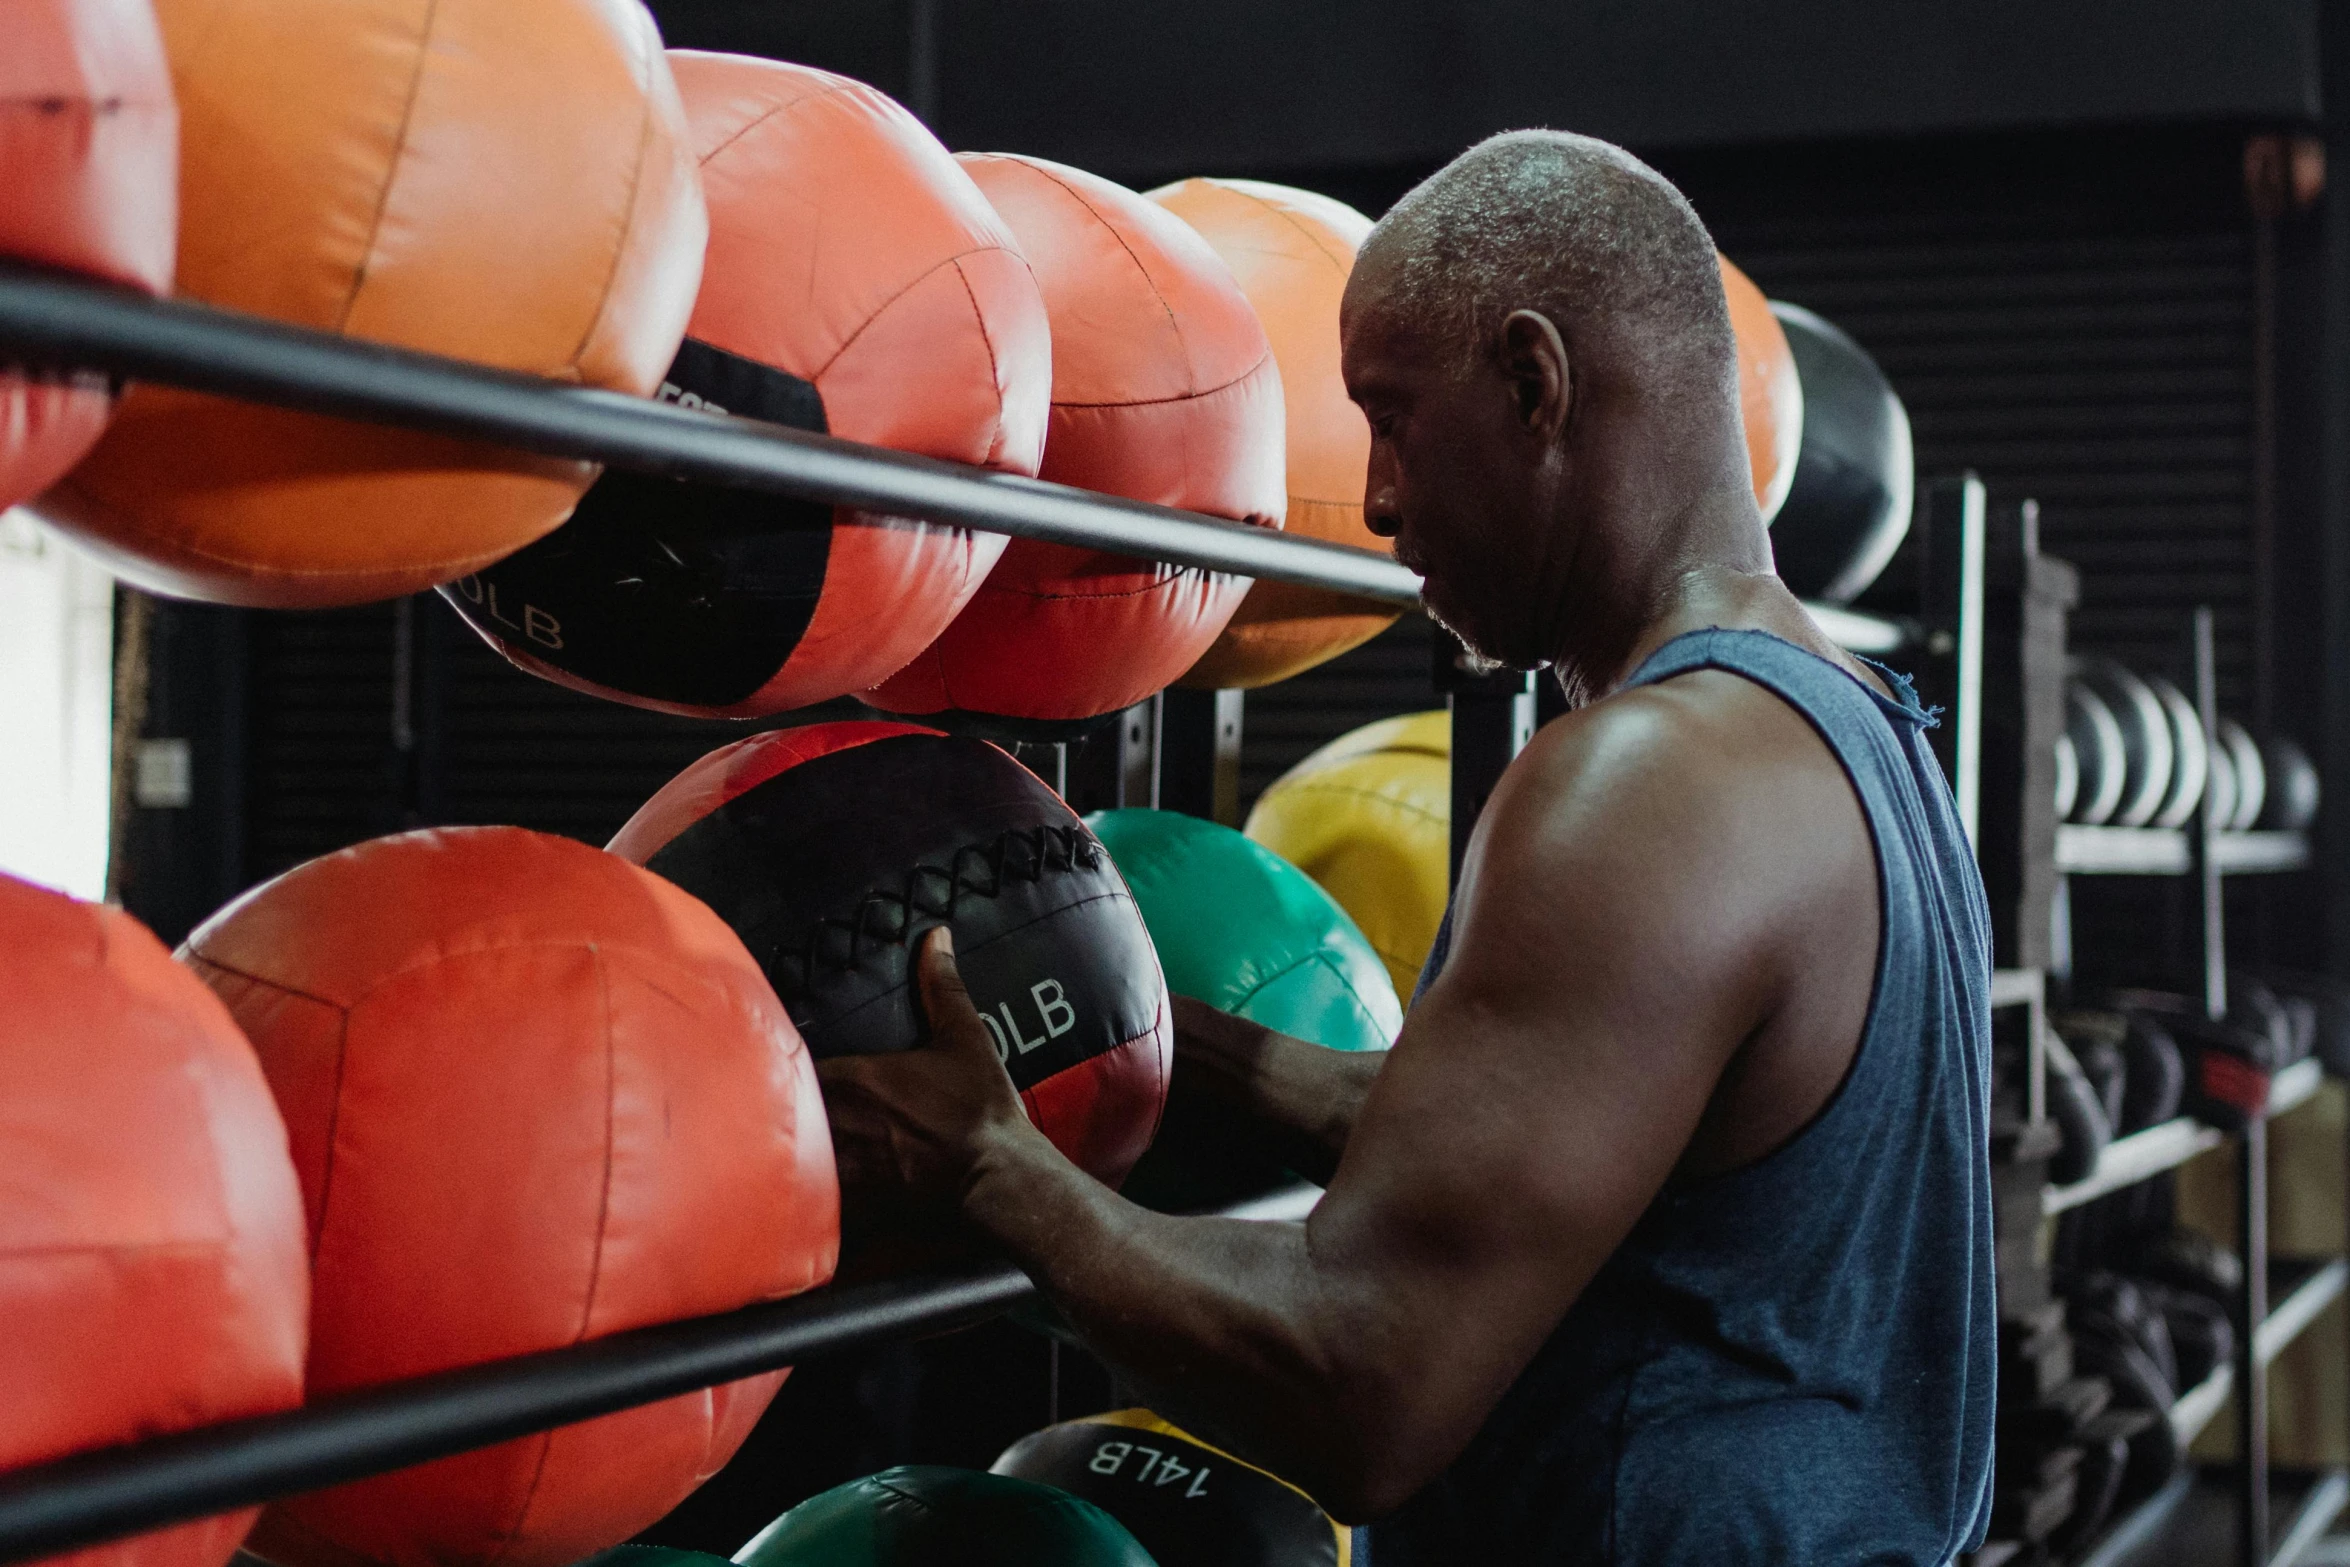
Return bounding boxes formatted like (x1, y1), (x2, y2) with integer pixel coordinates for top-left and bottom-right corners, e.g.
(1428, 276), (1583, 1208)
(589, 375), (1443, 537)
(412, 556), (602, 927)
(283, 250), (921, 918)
(777, 824), (1103, 990)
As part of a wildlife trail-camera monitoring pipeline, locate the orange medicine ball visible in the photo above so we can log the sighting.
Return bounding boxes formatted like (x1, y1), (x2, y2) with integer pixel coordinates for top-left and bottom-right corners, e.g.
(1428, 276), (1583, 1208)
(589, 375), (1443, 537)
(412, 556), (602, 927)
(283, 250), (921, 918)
(183, 828), (839, 1567)
(1147, 177), (1400, 690)
(867, 155), (1286, 735)
(1720, 254), (1804, 525)
(444, 54), (1050, 718)
(0, 872), (308, 1567)
(31, 0), (707, 608)
(0, 0), (176, 513)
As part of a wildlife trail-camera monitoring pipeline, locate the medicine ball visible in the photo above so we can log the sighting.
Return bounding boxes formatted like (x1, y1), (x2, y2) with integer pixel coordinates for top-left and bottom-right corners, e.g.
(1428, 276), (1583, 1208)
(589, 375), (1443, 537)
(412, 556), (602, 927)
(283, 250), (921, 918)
(1147, 177), (1397, 689)
(2259, 733), (2320, 831)
(582, 1551), (733, 1567)
(445, 56), (1050, 718)
(1244, 711), (1450, 1000)
(2, 873), (307, 1567)
(34, 0), (707, 607)
(994, 1409), (1350, 1567)
(185, 828), (837, 1567)
(2217, 719), (2266, 830)
(1087, 808), (1398, 1210)
(2073, 661), (2173, 829)
(2143, 676), (2208, 831)
(1766, 303), (1914, 604)
(867, 155), (1286, 735)
(2063, 681), (2128, 826)
(609, 723), (1171, 1190)
(1720, 256), (1803, 524)
(734, 1467), (1155, 1567)
(3, 0), (175, 513)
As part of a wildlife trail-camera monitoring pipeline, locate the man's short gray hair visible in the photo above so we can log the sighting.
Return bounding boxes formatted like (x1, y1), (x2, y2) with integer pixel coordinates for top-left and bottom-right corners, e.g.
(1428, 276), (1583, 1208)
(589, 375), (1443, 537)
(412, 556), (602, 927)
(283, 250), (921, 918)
(1367, 130), (1735, 391)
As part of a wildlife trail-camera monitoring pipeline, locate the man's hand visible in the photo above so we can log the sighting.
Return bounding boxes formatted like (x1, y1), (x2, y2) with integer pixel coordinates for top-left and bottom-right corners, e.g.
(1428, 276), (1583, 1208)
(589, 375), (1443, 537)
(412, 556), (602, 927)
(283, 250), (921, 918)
(815, 926), (1051, 1217)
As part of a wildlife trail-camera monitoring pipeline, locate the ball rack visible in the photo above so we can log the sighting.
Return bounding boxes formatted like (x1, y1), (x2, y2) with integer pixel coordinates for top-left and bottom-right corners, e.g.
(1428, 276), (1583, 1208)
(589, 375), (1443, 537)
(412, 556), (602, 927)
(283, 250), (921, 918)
(0, 263), (1921, 1563)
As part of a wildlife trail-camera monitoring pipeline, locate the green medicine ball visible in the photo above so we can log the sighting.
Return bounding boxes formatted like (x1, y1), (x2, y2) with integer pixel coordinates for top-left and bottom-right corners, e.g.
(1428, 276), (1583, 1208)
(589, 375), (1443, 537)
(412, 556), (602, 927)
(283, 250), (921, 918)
(1086, 809), (1400, 1210)
(580, 1550), (736, 1567)
(733, 1467), (1155, 1567)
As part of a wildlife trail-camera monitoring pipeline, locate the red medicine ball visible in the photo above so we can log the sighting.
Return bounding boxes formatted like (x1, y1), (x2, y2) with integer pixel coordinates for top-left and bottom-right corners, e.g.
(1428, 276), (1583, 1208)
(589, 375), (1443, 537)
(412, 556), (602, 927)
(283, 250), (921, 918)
(1, 872), (308, 1567)
(2, 0), (176, 512)
(183, 828), (839, 1567)
(867, 155), (1287, 736)
(444, 55), (1052, 719)
(610, 722), (1172, 1189)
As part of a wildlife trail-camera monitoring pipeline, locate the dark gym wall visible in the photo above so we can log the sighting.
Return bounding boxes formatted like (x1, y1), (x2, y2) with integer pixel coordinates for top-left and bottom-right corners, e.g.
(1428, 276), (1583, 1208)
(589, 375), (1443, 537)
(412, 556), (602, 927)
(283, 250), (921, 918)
(653, 0), (2319, 178)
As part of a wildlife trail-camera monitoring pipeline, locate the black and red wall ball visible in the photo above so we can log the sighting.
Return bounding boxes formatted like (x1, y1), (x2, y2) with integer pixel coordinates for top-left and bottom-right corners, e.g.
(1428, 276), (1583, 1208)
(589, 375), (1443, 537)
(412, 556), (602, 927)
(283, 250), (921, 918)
(609, 722), (1171, 1189)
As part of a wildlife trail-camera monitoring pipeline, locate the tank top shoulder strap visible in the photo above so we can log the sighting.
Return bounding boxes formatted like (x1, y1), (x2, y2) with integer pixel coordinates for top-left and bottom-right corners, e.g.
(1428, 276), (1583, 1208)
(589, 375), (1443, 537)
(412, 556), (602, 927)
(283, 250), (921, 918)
(1622, 626), (1936, 750)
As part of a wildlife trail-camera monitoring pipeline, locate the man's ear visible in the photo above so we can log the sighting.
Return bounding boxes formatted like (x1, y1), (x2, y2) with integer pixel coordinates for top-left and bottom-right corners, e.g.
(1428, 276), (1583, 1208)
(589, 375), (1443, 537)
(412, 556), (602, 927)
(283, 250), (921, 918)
(1499, 309), (1571, 441)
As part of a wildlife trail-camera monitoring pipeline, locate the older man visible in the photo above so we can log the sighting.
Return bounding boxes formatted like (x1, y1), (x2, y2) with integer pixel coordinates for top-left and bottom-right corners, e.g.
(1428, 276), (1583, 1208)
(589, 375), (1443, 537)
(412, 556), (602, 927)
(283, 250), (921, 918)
(819, 130), (1995, 1565)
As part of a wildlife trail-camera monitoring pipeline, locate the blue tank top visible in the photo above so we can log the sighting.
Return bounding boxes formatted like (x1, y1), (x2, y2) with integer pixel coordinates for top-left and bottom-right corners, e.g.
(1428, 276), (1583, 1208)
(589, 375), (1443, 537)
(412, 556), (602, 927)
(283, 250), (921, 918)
(1364, 628), (1996, 1567)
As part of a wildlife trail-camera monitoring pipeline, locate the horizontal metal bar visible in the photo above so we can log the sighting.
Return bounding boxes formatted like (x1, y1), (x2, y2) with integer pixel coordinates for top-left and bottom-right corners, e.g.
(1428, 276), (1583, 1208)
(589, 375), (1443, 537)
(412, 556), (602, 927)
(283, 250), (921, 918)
(2255, 1258), (2348, 1368)
(2075, 1469), (2196, 1567)
(0, 1183), (1317, 1563)
(2054, 825), (2313, 877)
(2269, 1057), (2326, 1119)
(0, 268), (1423, 607)
(2273, 1468), (2350, 1567)
(1987, 966), (2043, 1010)
(2168, 1363), (2232, 1449)
(2043, 1116), (2225, 1215)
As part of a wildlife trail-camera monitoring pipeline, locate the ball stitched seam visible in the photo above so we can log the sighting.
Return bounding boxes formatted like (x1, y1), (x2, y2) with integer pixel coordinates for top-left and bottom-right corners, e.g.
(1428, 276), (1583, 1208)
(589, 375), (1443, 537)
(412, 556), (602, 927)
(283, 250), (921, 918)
(779, 823), (1104, 991)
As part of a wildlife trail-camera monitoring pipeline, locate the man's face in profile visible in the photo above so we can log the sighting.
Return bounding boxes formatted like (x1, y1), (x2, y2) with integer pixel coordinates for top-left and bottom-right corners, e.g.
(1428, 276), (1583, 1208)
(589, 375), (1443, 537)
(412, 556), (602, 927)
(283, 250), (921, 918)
(1340, 279), (1552, 669)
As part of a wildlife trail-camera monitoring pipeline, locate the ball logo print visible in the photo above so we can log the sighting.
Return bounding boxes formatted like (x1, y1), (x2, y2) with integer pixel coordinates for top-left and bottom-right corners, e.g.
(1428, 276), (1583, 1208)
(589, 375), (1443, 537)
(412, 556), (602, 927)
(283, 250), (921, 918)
(445, 575), (565, 651)
(982, 978), (1080, 1062)
(1088, 1439), (1216, 1499)
(994, 1410), (1350, 1566)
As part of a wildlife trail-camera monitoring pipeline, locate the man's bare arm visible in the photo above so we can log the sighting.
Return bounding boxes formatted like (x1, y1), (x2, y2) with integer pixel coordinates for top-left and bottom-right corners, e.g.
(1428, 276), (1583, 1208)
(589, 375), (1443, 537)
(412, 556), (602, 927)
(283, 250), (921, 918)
(817, 695), (1796, 1518)
(1164, 998), (1386, 1185)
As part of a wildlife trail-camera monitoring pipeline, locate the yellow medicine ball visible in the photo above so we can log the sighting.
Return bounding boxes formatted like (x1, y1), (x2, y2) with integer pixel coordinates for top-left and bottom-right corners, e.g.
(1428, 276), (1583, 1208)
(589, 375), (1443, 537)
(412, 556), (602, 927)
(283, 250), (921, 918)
(1244, 710), (1449, 1000)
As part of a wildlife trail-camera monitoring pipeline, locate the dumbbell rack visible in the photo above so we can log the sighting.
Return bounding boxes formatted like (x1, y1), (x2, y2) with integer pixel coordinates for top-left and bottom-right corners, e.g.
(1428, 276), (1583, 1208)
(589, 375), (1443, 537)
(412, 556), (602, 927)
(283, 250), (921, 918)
(1988, 559), (2337, 1567)
(0, 264), (1945, 1562)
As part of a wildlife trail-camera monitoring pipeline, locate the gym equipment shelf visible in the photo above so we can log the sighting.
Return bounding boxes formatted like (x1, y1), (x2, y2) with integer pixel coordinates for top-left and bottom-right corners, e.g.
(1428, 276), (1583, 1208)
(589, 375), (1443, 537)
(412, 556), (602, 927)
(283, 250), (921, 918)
(2055, 827), (2313, 877)
(2044, 1060), (2326, 1216)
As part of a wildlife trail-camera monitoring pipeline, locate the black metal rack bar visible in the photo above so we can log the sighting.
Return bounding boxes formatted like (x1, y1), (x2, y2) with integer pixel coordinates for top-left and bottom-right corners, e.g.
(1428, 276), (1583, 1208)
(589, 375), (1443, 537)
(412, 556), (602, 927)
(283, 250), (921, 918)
(0, 1184), (1317, 1564)
(0, 268), (1421, 606)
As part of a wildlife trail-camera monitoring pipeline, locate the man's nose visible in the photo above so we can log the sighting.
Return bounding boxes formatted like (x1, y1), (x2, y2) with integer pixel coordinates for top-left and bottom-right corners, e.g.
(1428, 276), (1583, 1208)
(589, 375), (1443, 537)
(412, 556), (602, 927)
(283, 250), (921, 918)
(1364, 450), (1401, 537)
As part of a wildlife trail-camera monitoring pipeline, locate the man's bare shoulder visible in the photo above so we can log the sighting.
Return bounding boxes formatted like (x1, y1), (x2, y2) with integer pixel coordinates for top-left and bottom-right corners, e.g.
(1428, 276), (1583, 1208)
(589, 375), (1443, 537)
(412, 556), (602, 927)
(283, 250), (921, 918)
(1500, 669), (1844, 841)
(1446, 668), (1872, 992)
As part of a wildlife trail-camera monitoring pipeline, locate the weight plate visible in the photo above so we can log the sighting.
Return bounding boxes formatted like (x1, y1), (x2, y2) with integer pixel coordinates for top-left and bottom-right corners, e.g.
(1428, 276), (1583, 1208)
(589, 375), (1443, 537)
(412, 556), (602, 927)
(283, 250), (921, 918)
(2074, 660), (2173, 829)
(2217, 719), (2265, 832)
(2143, 675), (2207, 830)
(2065, 680), (2128, 826)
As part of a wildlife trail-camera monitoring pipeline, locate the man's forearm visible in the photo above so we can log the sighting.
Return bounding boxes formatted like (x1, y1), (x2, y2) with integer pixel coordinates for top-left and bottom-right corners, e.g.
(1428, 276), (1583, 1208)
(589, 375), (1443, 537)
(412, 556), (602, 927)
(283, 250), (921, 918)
(1174, 1001), (1387, 1184)
(961, 1120), (1386, 1515)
